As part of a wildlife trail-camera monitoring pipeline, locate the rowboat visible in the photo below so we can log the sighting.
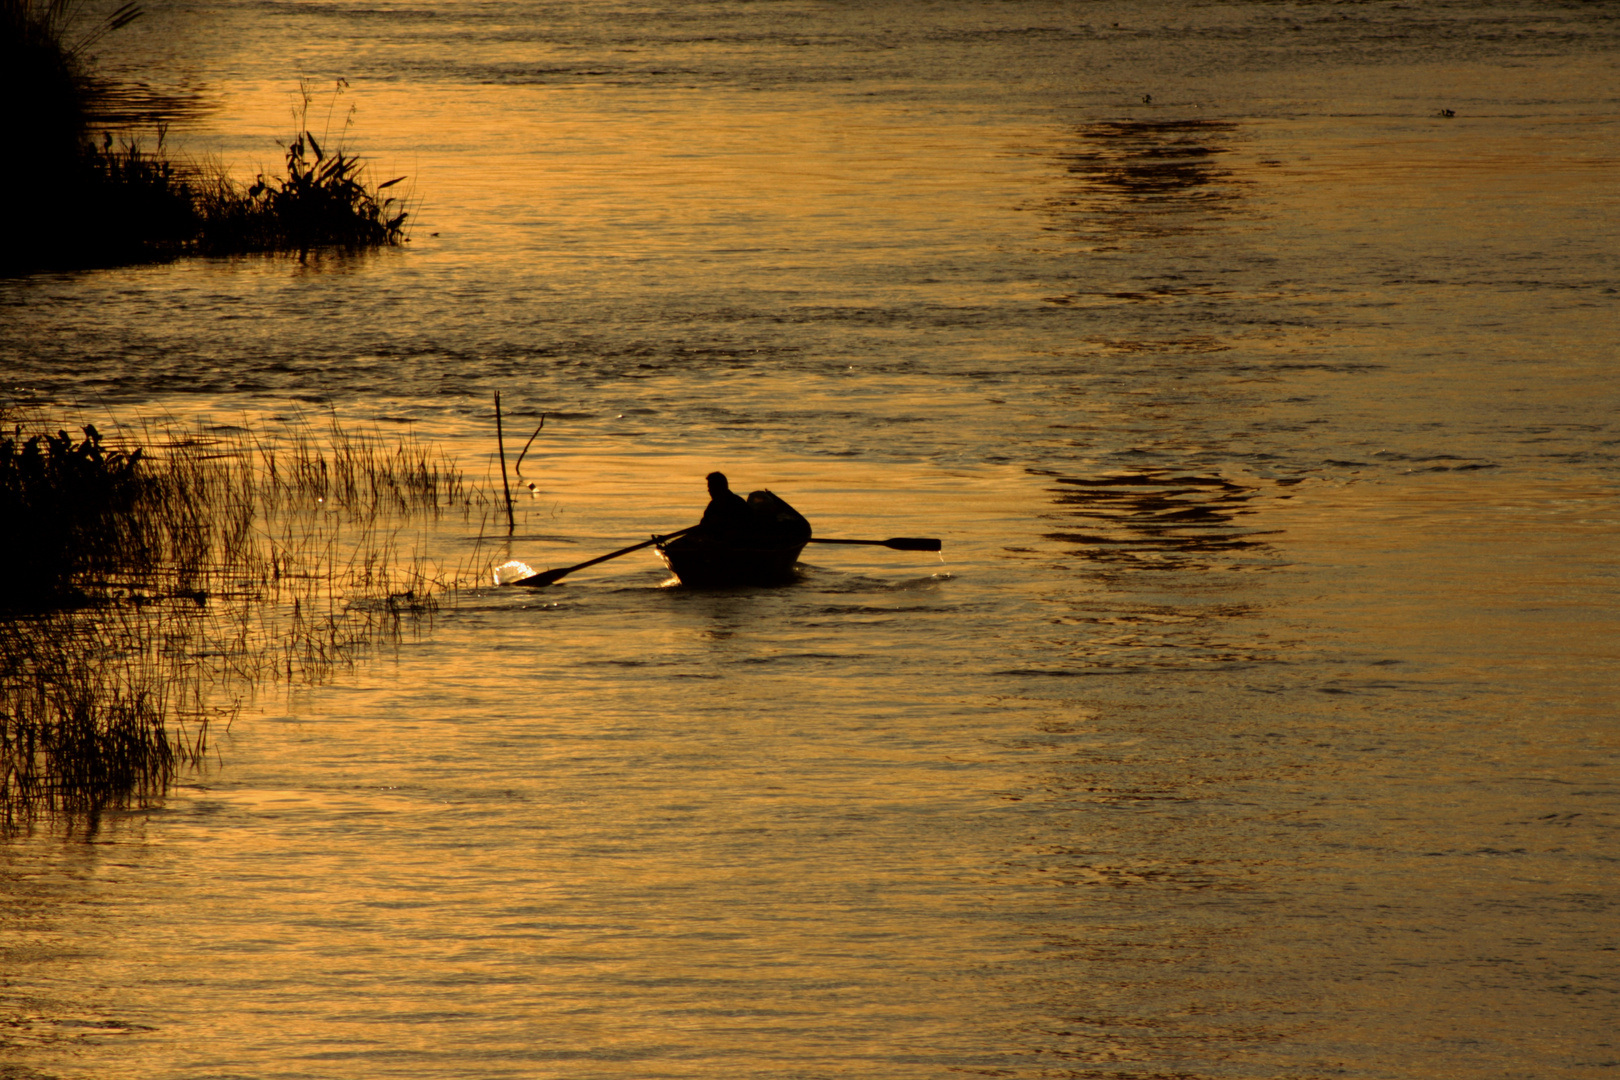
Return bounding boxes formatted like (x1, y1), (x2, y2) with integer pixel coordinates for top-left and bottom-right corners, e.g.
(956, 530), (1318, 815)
(503, 483), (937, 591)
(655, 531), (807, 586)
(655, 488), (811, 587)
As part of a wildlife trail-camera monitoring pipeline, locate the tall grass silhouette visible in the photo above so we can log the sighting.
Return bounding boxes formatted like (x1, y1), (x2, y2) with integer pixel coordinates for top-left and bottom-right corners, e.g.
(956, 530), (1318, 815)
(0, 412), (492, 826)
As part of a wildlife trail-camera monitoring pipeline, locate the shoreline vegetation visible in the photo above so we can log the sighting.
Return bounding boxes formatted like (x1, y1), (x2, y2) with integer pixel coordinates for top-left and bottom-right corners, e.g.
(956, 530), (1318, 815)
(0, 411), (494, 828)
(3, 2), (434, 824)
(2, 0), (409, 272)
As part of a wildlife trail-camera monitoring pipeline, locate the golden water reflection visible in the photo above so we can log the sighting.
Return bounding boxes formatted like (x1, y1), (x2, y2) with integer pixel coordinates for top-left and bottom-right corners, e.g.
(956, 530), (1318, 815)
(2, 2), (1617, 1077)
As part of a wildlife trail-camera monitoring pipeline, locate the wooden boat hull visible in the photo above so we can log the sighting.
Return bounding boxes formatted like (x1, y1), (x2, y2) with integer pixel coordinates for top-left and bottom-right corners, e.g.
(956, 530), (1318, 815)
(656, 487), (811, 586)
(655, 533), (806, 587)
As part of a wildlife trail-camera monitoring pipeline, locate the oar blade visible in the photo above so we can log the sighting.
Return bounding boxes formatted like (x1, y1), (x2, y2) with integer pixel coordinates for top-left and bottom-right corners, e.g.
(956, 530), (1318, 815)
(511, 566), (571, 588)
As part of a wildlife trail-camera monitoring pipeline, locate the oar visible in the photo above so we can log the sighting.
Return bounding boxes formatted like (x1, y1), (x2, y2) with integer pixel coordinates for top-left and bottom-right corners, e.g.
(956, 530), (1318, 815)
(511, 525), (696, 587)
(807, 536), (942, 552)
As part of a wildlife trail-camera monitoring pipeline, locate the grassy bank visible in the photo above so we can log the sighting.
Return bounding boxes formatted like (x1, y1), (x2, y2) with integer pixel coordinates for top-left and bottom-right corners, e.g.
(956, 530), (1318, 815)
(2, 0), (409, 271)
(0, 413), (492, 826)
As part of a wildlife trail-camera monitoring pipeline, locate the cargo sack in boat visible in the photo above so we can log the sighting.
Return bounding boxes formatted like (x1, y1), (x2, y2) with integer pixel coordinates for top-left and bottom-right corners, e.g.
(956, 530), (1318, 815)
(746, 489), (812, 546)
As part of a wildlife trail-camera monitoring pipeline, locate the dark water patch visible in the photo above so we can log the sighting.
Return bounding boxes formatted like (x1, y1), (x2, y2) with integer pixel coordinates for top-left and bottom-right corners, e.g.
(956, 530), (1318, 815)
(814, 605), (951, 616)
(807, 573), (954, 594)
(1373, 452), (1470, 463)
(991, 668), (1146, 678)
(1409, 462), (1501, 473)
(1053, 603), (1259, 627)
(1075, 335), (1233, 355)
(1021, 851), (1241, 893)
(1032, 468), (1277, 568)
(1041, 532), (1271, 551)
(1041, 118), (1248, 246)
(738, 653), (862, 665)
(1256, 361), (1389, 374)
(83, 79), (218, 129)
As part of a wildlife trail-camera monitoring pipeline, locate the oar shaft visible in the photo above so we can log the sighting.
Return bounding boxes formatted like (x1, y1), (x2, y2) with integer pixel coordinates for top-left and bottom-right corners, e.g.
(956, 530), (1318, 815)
(513, 525), (696, 587)
(569, 527), (691, 573)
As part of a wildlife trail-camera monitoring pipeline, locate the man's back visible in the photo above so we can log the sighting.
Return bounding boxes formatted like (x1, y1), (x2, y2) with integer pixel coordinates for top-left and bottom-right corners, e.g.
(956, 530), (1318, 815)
(699, 472), (754, 541)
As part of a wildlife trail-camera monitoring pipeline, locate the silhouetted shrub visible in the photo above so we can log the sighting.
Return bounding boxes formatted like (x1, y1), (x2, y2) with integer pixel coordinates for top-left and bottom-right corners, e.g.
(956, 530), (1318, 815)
(0, 0), (408, 272)
(0, 425), (147, 609)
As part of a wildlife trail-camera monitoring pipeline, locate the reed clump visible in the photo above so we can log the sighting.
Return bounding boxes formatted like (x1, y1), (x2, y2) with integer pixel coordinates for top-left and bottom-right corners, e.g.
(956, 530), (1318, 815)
(1, 0), (408, 271)
(12, 120), (411, 271)
(0, 411), (492, 826)
(195, 130), (408, 257)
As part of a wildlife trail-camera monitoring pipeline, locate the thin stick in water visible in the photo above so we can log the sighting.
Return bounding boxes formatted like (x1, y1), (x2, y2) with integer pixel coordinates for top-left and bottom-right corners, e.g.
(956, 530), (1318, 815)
(494, 392), (514, 534)
(515, 414), (545, 480)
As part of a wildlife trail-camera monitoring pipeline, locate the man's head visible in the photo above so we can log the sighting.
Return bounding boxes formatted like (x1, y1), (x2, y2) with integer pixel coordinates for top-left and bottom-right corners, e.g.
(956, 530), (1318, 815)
(706, 471), (730, 496)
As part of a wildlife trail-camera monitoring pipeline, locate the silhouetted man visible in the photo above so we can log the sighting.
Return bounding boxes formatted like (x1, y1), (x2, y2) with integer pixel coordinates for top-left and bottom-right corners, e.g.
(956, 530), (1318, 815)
(699, 471), (753, 541)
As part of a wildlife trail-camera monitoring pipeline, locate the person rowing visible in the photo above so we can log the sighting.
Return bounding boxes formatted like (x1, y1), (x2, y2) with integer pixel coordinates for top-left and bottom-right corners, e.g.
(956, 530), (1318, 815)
(698, 471), (756, 542)
(696, 471), (813, 548)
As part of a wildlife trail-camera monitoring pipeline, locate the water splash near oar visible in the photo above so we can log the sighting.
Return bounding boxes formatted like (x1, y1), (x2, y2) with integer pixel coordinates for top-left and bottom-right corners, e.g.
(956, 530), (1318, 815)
(493, 560), (536, 586)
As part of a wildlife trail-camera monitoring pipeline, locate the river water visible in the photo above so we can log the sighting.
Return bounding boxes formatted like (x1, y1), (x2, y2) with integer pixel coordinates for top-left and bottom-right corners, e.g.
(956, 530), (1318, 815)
(3, 2), (1618, 1077)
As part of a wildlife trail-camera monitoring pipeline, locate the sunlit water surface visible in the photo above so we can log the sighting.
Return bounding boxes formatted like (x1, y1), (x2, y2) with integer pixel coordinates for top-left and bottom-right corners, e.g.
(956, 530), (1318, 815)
(2, 2), (1617, 1077)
